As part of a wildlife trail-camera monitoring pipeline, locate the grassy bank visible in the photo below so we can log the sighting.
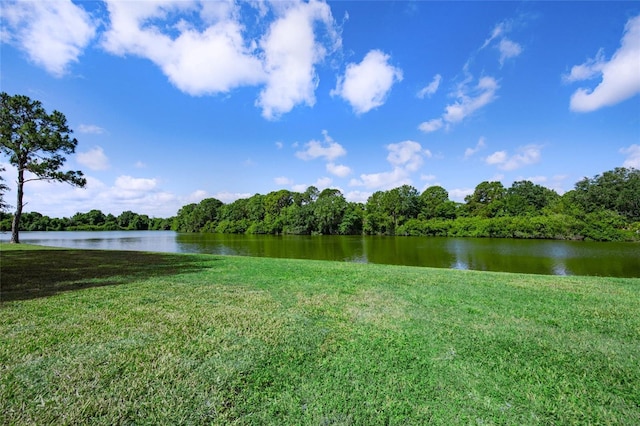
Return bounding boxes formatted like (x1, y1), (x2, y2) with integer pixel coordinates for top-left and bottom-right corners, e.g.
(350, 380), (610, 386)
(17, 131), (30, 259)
(1, 244), (639, 424)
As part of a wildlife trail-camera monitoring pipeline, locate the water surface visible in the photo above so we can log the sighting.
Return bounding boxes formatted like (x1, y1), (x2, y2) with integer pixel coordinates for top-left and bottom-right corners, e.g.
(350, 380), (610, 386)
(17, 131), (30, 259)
(4, 231), (639, 277)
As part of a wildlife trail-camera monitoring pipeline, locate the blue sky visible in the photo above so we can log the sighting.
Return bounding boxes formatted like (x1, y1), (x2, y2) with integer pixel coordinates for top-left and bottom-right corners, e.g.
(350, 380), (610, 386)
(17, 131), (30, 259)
(1, 0), (639, 218)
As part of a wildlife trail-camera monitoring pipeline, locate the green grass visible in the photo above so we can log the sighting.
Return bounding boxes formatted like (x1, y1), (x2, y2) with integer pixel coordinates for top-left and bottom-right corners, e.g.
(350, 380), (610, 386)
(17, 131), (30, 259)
(1, 244), (639, 425)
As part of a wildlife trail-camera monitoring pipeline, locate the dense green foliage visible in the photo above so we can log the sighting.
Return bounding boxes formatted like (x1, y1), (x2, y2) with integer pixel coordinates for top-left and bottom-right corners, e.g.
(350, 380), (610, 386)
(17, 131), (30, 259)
(1, 92), (86, 243)
(0, 92), (87, 243)
(2, 167), (638, 241)
(0, 209), (171, 232)
(2, 246), (639, 424)
(170, 168), (639, 241)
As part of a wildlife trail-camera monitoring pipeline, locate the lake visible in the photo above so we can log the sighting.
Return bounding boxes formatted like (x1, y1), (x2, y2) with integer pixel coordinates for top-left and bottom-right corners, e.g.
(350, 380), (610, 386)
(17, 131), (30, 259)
(2, 231), (639, 277)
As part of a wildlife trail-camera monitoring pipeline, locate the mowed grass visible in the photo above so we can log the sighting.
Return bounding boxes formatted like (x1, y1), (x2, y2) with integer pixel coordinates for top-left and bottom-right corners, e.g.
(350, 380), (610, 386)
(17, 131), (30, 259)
(1, 244), (639, 425)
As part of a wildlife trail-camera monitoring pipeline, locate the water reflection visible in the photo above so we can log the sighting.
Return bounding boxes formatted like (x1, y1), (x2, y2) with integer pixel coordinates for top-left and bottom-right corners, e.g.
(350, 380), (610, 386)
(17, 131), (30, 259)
(3, 231), (639, 277)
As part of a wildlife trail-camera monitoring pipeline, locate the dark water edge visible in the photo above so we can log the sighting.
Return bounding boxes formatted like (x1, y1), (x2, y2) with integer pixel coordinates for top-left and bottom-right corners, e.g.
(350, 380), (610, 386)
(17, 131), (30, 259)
(3, 231), (639, 278)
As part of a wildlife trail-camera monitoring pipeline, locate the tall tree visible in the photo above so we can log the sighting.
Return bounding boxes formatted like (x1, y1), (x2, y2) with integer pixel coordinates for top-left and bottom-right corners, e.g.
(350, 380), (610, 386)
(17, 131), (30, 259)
(0, 93), (86, 243)
(464, 181), (506, 217)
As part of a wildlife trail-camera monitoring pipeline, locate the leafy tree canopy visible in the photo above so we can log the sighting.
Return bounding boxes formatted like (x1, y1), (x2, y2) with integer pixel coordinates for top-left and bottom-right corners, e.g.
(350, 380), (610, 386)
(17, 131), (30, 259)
(0, 92), (86, 242)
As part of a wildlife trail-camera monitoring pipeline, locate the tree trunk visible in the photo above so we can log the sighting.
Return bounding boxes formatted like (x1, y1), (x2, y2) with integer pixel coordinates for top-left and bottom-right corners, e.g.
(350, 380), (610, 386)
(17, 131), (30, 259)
(11, 169), (24, 244)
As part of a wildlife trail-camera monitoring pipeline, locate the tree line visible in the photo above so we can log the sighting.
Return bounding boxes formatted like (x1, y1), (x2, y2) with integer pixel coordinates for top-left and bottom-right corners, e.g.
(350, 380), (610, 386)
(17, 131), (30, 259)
(170, 167), (639, 242)
(2, 167), (638, 242)
(0, 210), (171, 232)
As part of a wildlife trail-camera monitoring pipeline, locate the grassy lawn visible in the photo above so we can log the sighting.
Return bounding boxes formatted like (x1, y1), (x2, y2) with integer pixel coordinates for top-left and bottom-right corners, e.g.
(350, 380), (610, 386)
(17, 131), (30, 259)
(1, 244), (639, 425)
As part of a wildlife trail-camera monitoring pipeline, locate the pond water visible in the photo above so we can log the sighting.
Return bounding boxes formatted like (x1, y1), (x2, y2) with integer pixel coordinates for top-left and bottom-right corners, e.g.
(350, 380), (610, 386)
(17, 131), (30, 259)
(3, 231), (639, 277)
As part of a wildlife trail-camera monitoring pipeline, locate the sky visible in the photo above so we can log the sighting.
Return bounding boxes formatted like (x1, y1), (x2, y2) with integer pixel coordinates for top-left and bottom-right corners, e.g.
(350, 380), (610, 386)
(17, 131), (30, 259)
(1, 0), (639, 218)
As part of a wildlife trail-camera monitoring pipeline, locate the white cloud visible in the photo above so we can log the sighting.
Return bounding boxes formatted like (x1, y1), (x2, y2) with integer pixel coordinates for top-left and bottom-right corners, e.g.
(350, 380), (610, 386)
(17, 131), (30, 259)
(464, 137), (486, 159)
(485, 145), (542, 171)
(102, 1), (266, 96)
(134, 161), (147, 169)
(418, 118), (443, 133)
(524, 175), (548, 184)
(481, 19), (522, 66)
(2, 0), (96, 76)
(274, 176), (294, 186)
(349, 141), (431, 190)
(186, 190), (208, 204)
(386, 141), (431, 172)
(214, 191), (252, 203)
(563, 49), (606, 83)
(482, 22), (506, 49)
(449, 188), (474, 202)
(417, 74), (442, 99)
(296, 131), (346, 161)
(620, 144), (640, 168)
(443, 76), (499, 124)
(344, 190), (370, 203)
(292, 176), (333, 193)
(76, 146), (110, 171)
(331, 49), (403, 114)
(257, 0), (340, 119)
(115, 175), (157, 191)
(78, 124), (106, 135)
(498, 38), (522, 66)
(567, 14), (640, 112)
(315, 176), (333, 188)
(419, 75), (499, 133)
(326, 162), (352, 177)
(350, 168), (411, 191)
(8, 171), (182, 217)
(485, 150), (507, 165)
(275, 141), (284, 149)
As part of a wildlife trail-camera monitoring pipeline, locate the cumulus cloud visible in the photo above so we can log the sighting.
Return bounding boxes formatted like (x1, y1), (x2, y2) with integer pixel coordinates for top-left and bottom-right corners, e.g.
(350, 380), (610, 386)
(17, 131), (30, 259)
(102, 1), (265, 96)
(620, 144), (640, 168)
(98, 0), (340, 118)
(326, 162), (352, 177)
(563, 49), (606, 82)
(344, 190), (370, 203)
(5, 0), (343, 120)
(292, 176), (333, 193)
(449, 188), (474, 202)
(418, 118), (443, 133)
(350, 141), (430, 190)
(386, 141), (431, 172)
(567, 14), (640, 112)
(257, 0), (340, 119)
(114, 175), (157, 192)
(296, 130), (346, 161)
(349, 167), (411, 191)
(464, 137), (486, 159)
(331, 49), (403, 114)
(11, 171), (181, 217)
(417, 74), (442, 99)
(485, 150), (508, 166)
(485, 145), (542, 171)
(76, 146), (110, 171)
(419, 75), (499, 133)
(214, 191), (252, 203)
(2, 0), (96, 76)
